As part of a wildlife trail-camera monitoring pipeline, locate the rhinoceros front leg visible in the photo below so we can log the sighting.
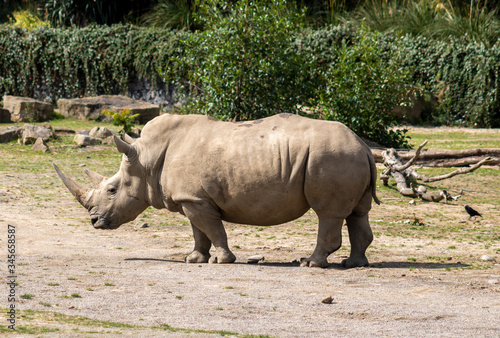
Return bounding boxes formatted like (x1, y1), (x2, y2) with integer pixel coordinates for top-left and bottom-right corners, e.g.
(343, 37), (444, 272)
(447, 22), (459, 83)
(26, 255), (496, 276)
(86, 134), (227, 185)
(182, 202), (236, 264)
(185, 224), (212, 263)
(342, 212), (373, 268)
(300, 216), (343, 268)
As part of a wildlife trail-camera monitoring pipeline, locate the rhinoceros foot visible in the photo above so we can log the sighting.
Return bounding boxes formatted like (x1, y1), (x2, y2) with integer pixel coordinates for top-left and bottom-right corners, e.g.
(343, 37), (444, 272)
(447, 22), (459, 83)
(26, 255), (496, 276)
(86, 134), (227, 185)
(185, 250), (211, 264)
(341, 256), (369, 269)
(299, 257), (329, 268)
(208, 250), (236, 264)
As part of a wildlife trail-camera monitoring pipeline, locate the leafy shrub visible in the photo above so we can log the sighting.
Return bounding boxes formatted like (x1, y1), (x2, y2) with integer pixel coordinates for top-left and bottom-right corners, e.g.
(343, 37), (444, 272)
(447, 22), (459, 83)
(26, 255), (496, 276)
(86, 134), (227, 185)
(167, 0), (314, 120)
(389, 33), (500, 127)
(102, 108), (139, 135)
(0, 25), (184, 100)
(313, 29), (412, 147)
(142, 0), (198, 31)
(10, 10), (50, 30)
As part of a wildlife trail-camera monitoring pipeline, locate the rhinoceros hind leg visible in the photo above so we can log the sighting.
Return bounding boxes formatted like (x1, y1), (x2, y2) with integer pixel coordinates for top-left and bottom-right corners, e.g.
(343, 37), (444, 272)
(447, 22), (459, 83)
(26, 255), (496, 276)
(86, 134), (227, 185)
(300, 215), (343, 268)
(342, 212), (373, 268)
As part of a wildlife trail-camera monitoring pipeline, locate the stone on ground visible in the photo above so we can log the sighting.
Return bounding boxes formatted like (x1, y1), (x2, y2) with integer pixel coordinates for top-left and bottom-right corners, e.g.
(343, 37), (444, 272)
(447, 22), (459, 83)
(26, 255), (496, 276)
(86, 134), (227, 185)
(74, 134), (101, 147)
(32, 137), (50, 152)
(0, 126), (23, 143)
(57, 95), (159, 124)
(3, 96), (54, 122)
(22, 124), (55, 145)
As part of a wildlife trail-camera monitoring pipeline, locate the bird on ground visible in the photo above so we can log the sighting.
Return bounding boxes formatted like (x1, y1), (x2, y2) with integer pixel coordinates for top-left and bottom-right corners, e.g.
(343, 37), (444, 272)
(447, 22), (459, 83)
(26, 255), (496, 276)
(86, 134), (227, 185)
(465, 205), (482, 219)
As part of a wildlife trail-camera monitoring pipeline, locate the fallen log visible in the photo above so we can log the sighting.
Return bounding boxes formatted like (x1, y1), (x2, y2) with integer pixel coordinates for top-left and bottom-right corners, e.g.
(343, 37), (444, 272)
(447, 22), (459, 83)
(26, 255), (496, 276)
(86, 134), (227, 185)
(372, 148), (500, 167)
(380, 141), (495, 202)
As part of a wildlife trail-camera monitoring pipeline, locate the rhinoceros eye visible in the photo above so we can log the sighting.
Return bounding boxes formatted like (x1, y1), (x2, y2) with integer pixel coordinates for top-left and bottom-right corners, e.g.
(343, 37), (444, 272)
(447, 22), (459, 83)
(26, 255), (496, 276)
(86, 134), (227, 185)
(107, 187), (117, 195)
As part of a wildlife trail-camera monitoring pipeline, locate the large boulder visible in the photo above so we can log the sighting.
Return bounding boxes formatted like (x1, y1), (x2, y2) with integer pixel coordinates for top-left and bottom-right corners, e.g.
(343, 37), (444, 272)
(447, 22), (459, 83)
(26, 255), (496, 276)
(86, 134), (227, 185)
(22, 124), (55, 145)
(3, 96), (54, 122)
(0, 126), (23, 143)
(57, 95), (159, 124)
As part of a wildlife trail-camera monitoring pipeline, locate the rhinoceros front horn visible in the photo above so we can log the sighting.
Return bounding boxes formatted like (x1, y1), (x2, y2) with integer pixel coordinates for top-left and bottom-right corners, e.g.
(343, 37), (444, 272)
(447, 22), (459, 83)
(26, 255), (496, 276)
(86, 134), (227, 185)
(53, 163), (92, 209)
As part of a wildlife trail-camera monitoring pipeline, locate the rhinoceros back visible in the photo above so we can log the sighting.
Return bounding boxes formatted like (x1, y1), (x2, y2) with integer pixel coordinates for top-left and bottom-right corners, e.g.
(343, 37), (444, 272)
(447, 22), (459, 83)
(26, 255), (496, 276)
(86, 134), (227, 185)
(138, 114), (374, 226)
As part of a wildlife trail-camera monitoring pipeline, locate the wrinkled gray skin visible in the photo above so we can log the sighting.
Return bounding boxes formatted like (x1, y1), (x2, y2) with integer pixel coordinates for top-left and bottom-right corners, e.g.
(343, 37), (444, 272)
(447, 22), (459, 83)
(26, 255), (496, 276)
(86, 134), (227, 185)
(54, 113), (380, 268)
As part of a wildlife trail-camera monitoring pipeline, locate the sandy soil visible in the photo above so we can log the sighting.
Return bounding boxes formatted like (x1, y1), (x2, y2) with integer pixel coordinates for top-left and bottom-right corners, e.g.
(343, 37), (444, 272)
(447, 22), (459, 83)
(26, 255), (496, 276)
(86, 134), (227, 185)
(1, 137), (499, 336)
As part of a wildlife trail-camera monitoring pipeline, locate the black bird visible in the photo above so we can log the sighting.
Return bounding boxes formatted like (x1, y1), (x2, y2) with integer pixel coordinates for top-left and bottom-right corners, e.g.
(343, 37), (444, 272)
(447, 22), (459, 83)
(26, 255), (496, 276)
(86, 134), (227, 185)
(465, 205), (482, 219)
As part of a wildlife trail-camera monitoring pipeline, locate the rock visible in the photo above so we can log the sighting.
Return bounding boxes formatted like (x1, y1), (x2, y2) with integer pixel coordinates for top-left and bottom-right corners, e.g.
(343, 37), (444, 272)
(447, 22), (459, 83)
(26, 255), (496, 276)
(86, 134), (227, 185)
(3, 96), (54, 122)
(487, 279), (499, 285)
(480, 255), (496, 262)
(138, 223), (149, 228)
(0, 126), (23, 143)
(77, 130), (90, 136)
(409, 200), (416, 205)
(32, 137), (49, 152)
(247, 255), (265, 264)
(321, 296), (334, 304)
(74, 134), (101, 147)
(57, 95), (159, 123)
(22, 124), (55, 145)
(0, 107), (11, 122)
(89, 126), (113, 139)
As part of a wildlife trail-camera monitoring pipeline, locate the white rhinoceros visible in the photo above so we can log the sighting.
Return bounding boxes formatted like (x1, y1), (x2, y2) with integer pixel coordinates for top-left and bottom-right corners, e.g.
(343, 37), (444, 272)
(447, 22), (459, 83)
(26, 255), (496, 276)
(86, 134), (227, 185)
(54, 113), (380, 268)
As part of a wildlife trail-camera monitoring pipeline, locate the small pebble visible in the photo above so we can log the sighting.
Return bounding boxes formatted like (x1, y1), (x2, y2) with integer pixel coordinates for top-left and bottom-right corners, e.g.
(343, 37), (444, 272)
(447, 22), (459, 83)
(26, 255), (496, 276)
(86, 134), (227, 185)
(247, 255), (264, 264)
(487, 279), (499, 285)
(321, 296), (334, 304)
(480, 255), (496, 262)
(139, 223), (149, 228)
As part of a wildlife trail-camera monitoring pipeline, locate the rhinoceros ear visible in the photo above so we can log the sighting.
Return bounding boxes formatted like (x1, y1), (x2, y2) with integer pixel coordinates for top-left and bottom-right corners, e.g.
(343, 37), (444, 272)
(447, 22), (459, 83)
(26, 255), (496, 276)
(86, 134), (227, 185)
(114, 135), (137, 160)
(85, 170), (106, 186)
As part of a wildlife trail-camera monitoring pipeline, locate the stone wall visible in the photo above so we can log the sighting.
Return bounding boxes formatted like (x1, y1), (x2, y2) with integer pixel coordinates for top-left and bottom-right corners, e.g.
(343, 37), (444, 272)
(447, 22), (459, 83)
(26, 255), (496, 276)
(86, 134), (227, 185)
(30, 77), (180, 113)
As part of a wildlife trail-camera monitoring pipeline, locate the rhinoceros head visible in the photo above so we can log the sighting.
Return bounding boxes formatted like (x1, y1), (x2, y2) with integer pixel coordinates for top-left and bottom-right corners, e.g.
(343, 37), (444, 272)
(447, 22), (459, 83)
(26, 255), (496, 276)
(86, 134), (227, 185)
(54, 135), (148, 230)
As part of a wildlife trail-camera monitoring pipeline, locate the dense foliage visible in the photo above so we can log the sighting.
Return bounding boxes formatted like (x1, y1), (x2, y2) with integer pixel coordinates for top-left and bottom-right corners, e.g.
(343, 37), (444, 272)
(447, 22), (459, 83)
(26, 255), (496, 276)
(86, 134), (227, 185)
(0, 24), (185, 99)
(1, 21), (500, 146)
(313, 30), (412, 147)
(166, 0), (314, 120)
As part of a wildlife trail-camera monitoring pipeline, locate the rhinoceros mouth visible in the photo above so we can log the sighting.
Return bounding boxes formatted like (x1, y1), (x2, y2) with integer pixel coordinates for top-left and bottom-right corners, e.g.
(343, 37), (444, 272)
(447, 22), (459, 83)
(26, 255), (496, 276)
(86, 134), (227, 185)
(91, 215), (112, 229)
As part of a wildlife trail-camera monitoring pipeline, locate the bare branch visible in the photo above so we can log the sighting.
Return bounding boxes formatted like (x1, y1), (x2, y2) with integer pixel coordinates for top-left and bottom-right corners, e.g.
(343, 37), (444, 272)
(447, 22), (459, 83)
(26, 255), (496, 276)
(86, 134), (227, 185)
(393, 140), (428, 171)
(421, 157), (493, 182)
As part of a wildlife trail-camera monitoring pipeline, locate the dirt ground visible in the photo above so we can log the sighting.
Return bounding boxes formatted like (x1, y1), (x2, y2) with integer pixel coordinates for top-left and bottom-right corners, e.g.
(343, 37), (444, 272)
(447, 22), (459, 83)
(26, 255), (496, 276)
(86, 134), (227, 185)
(1, 127), (499, 337)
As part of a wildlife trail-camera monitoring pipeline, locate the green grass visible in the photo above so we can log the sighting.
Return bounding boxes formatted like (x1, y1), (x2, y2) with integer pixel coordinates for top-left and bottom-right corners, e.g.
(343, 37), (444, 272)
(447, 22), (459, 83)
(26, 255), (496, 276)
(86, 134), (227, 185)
(0, 307), (272, 337)
(407, 129), (500, 150)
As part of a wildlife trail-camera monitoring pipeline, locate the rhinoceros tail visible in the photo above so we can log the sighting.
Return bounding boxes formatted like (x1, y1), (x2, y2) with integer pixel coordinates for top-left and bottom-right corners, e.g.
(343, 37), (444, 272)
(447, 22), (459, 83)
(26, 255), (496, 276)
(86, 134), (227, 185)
(367, 148), (381, 205)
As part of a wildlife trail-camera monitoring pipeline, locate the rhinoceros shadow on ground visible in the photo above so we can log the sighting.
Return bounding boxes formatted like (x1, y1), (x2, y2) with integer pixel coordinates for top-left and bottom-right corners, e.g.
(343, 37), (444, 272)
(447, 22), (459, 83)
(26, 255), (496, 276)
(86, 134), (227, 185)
(123, 257), (469, 270)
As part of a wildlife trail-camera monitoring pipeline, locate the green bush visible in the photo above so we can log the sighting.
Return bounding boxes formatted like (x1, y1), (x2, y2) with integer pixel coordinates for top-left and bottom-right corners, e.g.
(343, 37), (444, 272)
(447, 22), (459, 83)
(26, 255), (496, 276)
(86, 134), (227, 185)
(313, 29), (412, 147)
(390, 34), (500, 127)
(0, 25), (184, 100)
(102, 108), (139, 135)
(1, 21), (500, 143)
(167, 0), (313, 121)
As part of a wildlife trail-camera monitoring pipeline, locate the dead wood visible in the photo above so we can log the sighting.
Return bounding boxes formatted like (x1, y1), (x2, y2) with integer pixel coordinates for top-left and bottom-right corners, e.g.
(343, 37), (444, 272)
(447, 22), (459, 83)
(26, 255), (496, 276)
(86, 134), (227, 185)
(372, 148), (500, 167)
(380, 141), (495, 202)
